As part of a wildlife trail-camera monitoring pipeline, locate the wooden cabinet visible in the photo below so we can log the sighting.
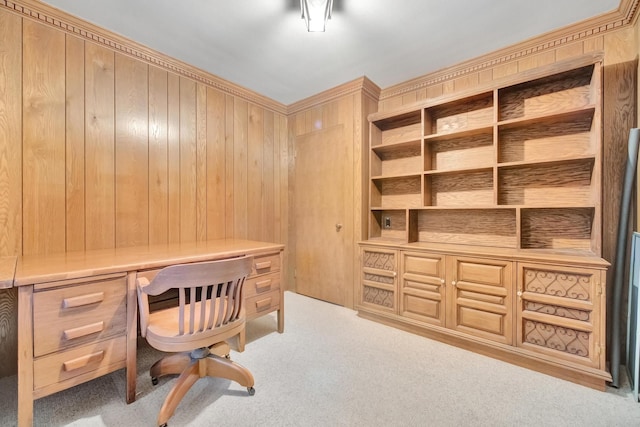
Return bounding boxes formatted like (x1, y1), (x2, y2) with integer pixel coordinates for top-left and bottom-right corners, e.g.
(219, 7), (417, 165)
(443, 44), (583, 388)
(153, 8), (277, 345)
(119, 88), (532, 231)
(517, 262), (605, 369)
(29, 273), (128, 398)
(360, 246), (398, 315)
(359, 54), (610, 390)
(446, 256), (513, 345)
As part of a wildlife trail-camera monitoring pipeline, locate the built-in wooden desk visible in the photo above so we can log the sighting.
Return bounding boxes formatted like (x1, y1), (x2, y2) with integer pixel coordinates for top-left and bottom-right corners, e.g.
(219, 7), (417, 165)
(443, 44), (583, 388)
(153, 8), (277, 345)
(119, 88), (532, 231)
(12, 239), (284, 427)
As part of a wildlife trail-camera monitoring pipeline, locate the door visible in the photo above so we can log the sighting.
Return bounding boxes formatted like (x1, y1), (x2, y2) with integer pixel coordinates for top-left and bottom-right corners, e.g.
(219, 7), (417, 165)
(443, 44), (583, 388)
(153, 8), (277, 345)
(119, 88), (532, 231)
(295, 125), (350, 306)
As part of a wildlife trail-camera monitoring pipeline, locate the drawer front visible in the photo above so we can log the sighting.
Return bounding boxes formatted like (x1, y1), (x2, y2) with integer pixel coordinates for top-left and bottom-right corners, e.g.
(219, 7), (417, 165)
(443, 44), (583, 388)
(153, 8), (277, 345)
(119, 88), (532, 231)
(244, 272), (280, 298)
(34, 276), (127, 357)
(33, 336), (126, 391)
(245, 290), (281, 319)
(361, 247), (398, 314)
(251, 252), (281, 276)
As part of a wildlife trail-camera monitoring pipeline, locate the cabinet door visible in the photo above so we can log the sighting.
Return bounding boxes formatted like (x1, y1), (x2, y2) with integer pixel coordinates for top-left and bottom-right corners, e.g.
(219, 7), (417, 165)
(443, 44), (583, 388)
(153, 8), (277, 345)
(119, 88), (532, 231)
(446, 256), (513, 344)
(400, 251), (446, 326)
(516, 262), (605, 368)
(360, 247), (397, 315)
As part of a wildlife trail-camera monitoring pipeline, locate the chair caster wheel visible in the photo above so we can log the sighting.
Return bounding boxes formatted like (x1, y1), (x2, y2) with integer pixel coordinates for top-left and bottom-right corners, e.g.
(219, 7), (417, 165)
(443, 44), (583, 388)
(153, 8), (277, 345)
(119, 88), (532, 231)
(159, 423), (167, 427)
(152, 377), (159, 386)
(247, 386), (255, 396)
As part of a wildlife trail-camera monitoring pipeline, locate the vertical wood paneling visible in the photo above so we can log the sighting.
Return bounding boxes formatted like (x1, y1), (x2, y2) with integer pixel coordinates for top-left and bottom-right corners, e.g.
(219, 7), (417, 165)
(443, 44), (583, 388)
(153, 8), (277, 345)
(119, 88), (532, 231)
(248, 104), (263, 240)
(0, 7), (21, 378)
(85, 42), (115, 250)
(263, 110), (275, 242)
(167, 72), (181, 243)
(22, 20), (66, 255)
(148, 66), (169, 245)
(234, 99), (248, 239)
(65, 35), (85, 252)
(179, 77), (197, 242)
(115, 53), (149, 247)
(206, 88), (226, 240)
(196, 84), (207, 241)
(0, 9), (22, 257)
(225, 95), (235, 238)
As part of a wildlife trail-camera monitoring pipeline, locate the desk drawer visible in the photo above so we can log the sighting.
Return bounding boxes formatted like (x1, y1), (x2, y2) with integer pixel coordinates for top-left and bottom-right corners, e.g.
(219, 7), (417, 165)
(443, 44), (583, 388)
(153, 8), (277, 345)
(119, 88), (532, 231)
(245, 290), (281, 319)
(244, 272), (280, 298)
(251, 253), (281, 276)
(33, 276), (127, 357)
(33, 336), (126, 391)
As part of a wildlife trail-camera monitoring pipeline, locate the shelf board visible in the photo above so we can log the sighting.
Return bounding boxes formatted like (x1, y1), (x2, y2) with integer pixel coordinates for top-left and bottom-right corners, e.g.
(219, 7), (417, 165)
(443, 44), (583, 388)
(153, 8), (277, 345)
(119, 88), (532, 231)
(371, 173), (422, 181)
(371, 109), (421, 131)
(424, 124), (494, 143)
(424, 166), (493, 176)
(371, 138), (421, 153)
(497, 155), (595, 170)
(497, 105), (595, 130)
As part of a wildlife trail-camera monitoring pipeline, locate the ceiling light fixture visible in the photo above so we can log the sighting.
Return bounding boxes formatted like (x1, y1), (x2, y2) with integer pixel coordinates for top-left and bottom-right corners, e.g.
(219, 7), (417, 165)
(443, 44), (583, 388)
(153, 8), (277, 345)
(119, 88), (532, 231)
(301, 0), (333, 32)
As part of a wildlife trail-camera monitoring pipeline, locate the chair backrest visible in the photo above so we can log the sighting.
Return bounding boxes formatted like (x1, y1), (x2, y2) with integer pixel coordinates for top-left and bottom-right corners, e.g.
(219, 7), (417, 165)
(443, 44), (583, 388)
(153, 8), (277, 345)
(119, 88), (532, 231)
(139, 256), (253, 336)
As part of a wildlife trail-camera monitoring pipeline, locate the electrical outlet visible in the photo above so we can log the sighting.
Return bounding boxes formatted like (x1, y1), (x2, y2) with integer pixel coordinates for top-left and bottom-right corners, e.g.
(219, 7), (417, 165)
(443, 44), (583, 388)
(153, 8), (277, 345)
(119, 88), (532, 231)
(384, 216), (391, 229)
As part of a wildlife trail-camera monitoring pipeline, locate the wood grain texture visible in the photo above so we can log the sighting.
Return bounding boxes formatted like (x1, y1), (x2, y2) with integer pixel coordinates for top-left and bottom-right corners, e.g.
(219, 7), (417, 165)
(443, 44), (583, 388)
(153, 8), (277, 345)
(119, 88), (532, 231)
(85, 42), (115, 250)
(0, 8), (22, 258)
(248, 104), (264, 240)
(225, 95), (235, 239)
(115, 53), (149, 247)
(179, 77), (197, 243)
(206, 88), (226, 240)
(196, 84), (207, 241)
(65, 34), (85, 252)
(148, 66), (169, 245)
(167, 72), (181, 244)
(234, 99), (249, 239)
(263, 110), (275, 242)
(23, 20), (66, 255)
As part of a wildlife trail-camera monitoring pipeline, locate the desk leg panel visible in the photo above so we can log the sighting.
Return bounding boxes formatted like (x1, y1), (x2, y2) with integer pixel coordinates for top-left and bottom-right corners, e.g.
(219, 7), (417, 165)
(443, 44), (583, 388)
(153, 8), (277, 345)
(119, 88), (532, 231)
(126, 272), (137, 403)
(18, 286), (34, 427)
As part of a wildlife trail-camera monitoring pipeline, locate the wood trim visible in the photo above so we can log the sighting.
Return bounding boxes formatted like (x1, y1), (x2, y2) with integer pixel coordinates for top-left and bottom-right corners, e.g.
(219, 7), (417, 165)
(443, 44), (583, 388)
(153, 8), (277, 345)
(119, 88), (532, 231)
(379, 0), (640, 100)
(1, 0), (287, 114)
(288, 76), (381, 114)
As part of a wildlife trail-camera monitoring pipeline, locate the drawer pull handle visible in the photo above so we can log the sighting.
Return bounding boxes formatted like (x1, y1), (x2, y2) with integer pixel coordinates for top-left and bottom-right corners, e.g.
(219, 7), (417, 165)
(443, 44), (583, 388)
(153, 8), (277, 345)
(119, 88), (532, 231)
(255, 279), (272, 292)
(63, 321), (105, 341)
(62, 292), (104, 309)
(255, 261), (272, 270)
(255, 298), (272, 311)
(62, 350), (105, 372)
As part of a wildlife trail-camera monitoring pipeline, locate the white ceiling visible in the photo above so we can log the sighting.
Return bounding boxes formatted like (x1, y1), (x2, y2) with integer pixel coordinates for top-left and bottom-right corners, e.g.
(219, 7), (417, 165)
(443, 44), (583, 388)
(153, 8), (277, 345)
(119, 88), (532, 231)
(41, 0), (620, 105)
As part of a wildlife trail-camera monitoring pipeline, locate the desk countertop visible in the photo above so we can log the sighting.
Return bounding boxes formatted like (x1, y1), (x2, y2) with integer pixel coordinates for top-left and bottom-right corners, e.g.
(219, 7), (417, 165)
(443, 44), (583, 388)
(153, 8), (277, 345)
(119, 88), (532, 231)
(14, 239), (284, 286)
(0, 256), (17, 289)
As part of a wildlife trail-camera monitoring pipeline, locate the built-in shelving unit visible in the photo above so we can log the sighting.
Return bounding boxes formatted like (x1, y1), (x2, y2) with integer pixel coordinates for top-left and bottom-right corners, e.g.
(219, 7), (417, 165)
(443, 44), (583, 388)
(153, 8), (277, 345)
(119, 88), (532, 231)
(360, 53), (610, 391)
(367, 57), (601, 254)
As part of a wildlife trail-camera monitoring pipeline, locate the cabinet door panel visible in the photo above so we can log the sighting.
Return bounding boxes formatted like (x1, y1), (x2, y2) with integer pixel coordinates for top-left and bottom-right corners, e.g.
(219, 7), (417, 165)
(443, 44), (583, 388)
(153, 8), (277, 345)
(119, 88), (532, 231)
(360, 247), (397, 314)
(516, 262), (604, 368)
(400, 252), (445, 326)
(447, 256), (513, 344)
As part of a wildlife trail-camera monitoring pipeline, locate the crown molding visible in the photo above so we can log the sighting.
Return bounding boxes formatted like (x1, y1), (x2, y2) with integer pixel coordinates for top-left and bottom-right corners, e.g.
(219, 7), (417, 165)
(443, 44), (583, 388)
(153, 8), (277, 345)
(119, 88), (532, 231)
(287, 76), (381, 115)
(380, 0), (640, 100)
(2, 0), (288, 114)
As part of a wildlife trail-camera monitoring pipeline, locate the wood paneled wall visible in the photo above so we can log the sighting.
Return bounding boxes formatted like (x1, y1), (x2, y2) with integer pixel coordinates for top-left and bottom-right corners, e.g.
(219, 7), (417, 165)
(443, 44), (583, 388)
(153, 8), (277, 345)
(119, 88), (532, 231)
(0, 6), (288, 376)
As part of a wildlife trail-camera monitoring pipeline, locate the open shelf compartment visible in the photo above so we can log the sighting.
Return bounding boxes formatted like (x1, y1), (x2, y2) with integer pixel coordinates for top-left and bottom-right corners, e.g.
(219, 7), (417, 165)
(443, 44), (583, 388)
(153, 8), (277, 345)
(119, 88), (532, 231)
(425, 169), (494, 207)
(371, 175), (422, 209)
(424, 91), (494, 136)
(370, 209), (409, 242)
(415, 209), (517, 248)
(498, 64), (596, 122)
(371, 139), (422, 177)
(520, 207), (596, 253)
(371, 109), (422, 147)
(497, 158), (595, 206)
(498, 107), (596, 164)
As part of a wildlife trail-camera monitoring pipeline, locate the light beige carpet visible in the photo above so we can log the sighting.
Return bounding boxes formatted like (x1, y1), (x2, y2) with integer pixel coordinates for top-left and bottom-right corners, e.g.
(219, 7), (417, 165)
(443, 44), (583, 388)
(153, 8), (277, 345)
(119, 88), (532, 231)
(1, 291), (640, 426)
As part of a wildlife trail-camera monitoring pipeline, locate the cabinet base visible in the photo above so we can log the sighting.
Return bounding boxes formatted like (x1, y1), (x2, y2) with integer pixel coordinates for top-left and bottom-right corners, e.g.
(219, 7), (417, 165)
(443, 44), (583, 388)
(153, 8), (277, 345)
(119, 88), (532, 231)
(357, 308), (611, 391)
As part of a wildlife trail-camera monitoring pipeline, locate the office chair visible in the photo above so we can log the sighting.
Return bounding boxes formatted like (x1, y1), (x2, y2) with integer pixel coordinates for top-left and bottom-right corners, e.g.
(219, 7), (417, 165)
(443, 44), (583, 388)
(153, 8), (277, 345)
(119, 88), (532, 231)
(137, 256), (255, 427)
